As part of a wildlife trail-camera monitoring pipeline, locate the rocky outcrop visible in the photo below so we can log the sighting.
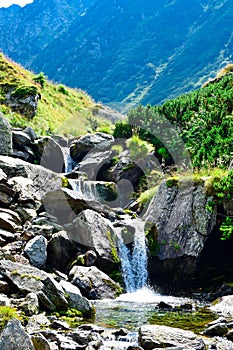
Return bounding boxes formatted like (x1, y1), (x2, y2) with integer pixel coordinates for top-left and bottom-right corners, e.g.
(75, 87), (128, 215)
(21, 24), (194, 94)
(4, 85), (40, 118)
(144, 178), (217, 287)
(69, 265), (122, 299)
(0, 260), (68, 311)
(0, 113), (12, 156)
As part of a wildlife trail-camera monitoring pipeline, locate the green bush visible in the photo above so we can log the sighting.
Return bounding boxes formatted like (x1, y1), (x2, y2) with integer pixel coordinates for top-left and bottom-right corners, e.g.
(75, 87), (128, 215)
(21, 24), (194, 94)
(126, 134), (154, 161)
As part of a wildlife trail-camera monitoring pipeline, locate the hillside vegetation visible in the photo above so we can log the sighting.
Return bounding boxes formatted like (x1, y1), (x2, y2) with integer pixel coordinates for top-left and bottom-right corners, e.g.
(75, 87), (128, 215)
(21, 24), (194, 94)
(0, 53), (112, 136)
(114, 66), (233, 169)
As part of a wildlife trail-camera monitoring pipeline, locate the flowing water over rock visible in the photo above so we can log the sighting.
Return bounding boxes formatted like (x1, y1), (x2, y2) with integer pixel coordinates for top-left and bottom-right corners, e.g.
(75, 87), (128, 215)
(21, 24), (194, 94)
(117, 219), (148, 293)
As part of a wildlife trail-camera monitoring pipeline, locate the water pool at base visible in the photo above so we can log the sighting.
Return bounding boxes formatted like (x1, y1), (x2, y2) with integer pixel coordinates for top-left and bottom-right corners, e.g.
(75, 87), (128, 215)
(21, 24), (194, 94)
(94, 287), (217, 333)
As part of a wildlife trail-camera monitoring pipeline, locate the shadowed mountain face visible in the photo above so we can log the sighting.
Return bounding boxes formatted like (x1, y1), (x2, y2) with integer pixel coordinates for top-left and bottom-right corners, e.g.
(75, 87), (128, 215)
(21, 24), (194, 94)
(0, 0), (232, 111)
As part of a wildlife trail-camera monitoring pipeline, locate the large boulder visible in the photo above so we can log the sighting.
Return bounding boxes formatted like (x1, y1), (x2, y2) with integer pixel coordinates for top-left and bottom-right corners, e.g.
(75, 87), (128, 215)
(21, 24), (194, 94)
(138, 325), (205, 350)
(24, 235), (48, 268)
(144, 178), (217, 287)
(0, 318), (34, 350)
(69, 265), (122, 299)
(32, 136), (66, 173)
(46, 230), (80, 272)
(0, 260), (68, 311)
(66, 209), (119, 272)
(210, 295), (233, 316)
(70, 132), (114, 162)
(0, 113), (12, 156)
(0, 156), (62, 198)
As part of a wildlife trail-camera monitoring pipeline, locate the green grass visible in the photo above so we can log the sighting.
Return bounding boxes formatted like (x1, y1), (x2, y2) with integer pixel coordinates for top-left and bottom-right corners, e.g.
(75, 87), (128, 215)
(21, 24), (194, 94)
(0, 53), (112, 136)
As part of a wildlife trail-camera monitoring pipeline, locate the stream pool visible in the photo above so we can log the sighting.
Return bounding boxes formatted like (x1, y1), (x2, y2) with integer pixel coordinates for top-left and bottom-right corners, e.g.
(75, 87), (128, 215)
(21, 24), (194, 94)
(94, 287), (217, 332)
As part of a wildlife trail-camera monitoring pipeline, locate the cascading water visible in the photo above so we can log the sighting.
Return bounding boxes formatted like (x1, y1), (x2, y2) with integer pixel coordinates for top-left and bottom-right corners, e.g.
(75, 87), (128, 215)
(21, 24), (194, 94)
(69, 179), (100, 200)
(117, 219), (148, 293)
(64, 148), (76, 173)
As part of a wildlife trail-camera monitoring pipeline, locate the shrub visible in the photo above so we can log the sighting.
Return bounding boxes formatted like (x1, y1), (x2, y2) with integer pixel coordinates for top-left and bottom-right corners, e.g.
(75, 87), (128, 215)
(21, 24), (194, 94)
(126, 134), (154, 161)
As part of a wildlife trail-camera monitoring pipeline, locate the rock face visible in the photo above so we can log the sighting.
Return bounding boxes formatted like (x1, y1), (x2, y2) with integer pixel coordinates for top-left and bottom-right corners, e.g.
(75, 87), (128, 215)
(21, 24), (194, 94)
(4, 85), (40, 118)
(138, 325), (205, 350)
(0, 113), (12, 155)
(144, 178), (217, 287)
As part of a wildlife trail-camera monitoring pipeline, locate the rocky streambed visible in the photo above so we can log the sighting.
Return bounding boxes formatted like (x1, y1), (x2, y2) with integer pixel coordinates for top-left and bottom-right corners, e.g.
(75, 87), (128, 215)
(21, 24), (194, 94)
(0, 113), (233, 349)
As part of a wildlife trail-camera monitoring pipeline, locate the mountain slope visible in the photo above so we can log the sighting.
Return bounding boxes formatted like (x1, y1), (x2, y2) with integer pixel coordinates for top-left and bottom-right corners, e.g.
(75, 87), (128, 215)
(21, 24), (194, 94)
(0, 0), (232, 112)
(0, 53), (113, 136)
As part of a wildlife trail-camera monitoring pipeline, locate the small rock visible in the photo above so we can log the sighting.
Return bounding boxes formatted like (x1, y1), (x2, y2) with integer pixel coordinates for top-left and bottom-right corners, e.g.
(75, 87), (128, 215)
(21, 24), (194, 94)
(24, 235), (48, 268)
(51, 319), (70, 330)
(157, 301), (172, 309)
(202, 323), (228, 337)
(31, 333), (51, 350)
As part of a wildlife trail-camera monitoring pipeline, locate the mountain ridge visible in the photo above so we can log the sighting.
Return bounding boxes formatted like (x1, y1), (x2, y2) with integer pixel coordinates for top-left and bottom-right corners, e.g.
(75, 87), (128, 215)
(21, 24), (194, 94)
(0, 0), (232, 111)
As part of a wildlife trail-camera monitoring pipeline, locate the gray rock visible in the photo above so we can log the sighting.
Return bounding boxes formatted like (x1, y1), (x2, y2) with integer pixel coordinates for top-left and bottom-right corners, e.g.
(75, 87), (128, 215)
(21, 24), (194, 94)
(33, 137), (65, 173)
(42, 187), (111, 225)
(24, 126), (37, 142)
(31, 333), (51, 350)
(0, 155), (62, 198)
(0, 293), (10, 306)
(0, 318), (34, 350)
(70, 132), (114, 162)
(144, 178), (217, 286)
(210, 295), (233, 316)
(4, 86), (40, 118)
(0, 112), (12, 156)
(47, 230), (79, 272)
(18, 292), (39, 316)
(0, 208), (22, 232)
(202, 322), (228, 337)
(59, 280), (94, 315)
(138, 325), (205, 350)
(67, 209), (118, 267)
(69, 265), (122, 300)
(13, 129), (32, 148)
(0, 260), (68, 311)
(26, 313), (51, 332)
(24, 235), (48, 268)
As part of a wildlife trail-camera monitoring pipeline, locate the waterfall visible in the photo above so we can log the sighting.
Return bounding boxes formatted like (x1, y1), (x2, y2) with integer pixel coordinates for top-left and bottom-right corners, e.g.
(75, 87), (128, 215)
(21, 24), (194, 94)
(64, 148), (76, 173)
(117, 220), (148, 293)
(69, 179), (100, 201)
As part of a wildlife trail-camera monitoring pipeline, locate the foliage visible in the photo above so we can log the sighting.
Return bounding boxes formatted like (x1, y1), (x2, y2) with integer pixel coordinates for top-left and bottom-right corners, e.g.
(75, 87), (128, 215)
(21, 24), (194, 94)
(126, 134), (154, 161)
(114, 74), (233, 169)
(33, 72), (47, 88)
(0, 306), (21, 330)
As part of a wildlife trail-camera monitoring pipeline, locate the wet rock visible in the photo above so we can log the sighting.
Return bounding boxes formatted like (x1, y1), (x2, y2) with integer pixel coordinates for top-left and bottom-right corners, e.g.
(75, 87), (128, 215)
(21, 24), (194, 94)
(0, 112), (12, 156)
(138, 325), (205, 350)
(0, 260), (68, 311)
(0, 318), (34, 350)
(70, 132), (114, 162)
(69, 265), (122, 300)
(76, 150), (113, 180)
(24, 235), (48, 268)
